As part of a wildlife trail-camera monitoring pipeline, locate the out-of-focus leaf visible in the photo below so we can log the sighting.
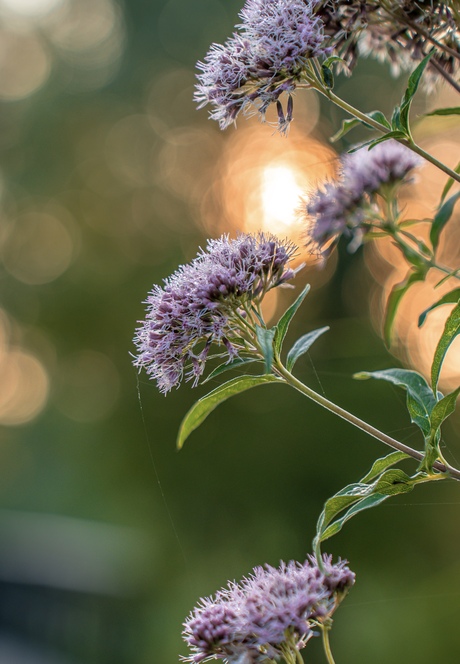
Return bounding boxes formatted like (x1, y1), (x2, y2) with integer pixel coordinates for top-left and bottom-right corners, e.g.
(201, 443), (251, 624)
(177, 374), (283, 449)
(424, 107), (460, 116)
(256, 326), (276, 373)
(286, 326), (329, 372)
(321, 64), (334, 89)
(330, 110), (390, 143)
(354, 368), (436, 437)
(418, 288), (460, 327)
(384, 270), (426, 346)
(347, 131), (407, 153)
(431, 301), (460, 393)
(440, 160), (460, 203)
(430, 191), (460, 251)
(273, 284), (310, 356)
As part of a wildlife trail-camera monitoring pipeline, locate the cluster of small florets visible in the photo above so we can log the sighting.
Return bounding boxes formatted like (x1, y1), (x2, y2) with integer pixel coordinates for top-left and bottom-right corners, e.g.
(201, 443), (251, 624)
(306, 140), (422, 253)
(195, 0), (330, 133)
(315, 0), (460, 86)
(182, 555), (355, 663)
(133, 233), (297, 394)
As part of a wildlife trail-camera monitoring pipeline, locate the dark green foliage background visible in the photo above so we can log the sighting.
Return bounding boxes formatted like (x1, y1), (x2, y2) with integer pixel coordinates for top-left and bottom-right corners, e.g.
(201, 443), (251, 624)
(0, 1), (459, 662)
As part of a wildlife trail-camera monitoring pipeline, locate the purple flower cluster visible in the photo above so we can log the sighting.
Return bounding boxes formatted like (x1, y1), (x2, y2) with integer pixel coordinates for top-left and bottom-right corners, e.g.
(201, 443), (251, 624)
(133, 233), (297, 394)
(195, 0), (329, 132)
(182, 555), (355, 663)
(306, 140), (422, 252)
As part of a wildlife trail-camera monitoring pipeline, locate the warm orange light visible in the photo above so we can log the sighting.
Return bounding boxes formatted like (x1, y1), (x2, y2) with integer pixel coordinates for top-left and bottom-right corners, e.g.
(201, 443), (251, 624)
(260, 163), (305, 235)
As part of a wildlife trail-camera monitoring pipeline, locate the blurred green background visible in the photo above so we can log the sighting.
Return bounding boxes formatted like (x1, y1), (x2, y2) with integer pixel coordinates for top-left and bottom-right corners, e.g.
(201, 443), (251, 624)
(0, 0), (459, 662)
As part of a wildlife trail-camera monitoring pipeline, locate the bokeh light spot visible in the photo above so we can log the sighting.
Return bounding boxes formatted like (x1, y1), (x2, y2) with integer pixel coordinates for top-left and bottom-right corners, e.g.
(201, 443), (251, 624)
(0, 349), (49, 426)
(0, 29), (50, 100)
(2, 212), (75, 285)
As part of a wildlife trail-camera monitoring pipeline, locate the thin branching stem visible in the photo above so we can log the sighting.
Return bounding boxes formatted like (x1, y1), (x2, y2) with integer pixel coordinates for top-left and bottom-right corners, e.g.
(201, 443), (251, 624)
(274, 361), (460, 481)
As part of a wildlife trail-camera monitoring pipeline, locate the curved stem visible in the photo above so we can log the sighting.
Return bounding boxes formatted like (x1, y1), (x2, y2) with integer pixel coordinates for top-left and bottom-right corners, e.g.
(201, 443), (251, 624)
(321, 625), (336, 664)
(309, 83), (460, 184)
(274, 361), (460, 481)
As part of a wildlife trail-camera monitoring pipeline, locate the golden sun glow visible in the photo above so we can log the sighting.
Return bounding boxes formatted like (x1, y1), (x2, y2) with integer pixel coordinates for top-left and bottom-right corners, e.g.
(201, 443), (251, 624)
(260, 163), (305, 234)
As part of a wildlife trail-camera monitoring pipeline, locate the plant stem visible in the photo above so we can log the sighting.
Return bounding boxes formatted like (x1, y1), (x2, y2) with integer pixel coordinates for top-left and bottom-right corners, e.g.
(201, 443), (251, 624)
(295, 649), (304, 664)
(274, 361), (460, 481)
(310, 83), (460, 184)
(321, 626), (336, 664)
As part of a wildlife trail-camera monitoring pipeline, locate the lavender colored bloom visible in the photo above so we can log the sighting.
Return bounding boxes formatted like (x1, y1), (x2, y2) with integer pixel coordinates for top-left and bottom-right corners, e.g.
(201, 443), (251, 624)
(195, 0), (329, 132)
(182, 555), (355, 663)
(306, 140), (422, 252)
(133, 233), (297, 394)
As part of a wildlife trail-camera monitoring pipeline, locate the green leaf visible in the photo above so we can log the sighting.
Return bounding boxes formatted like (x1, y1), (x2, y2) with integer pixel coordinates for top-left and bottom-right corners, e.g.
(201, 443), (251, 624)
(430, 387), (460, 433)
(273, 284), (310, 357)
(202, 357), (260, 384)
(399, 53), (433, 133)
(347, 131), (407, 153)
(286, 326), (330, 372)
(424, 107), (460, 116)
(322, 55), (347, 69)
(367, 110), (391, 129)
(330, 110), (389, 143)
(360, 450), (410, 484)
(418, 288), (460, 327)
(431, 301), (460, 393)
(391, 105), (404, 133)
(384, 270), (426, 346)
(330, 118), (361, 143)
(440, 160), (460, 204)
(319, 493), (390, 543)
(315, 468), (415, 547)
(177, 374), (283, 449)
(256, 326), (276, 373)
(354, 368), (436, 437)
(430, 191), (460, 251)
(321, 64), (334, 89)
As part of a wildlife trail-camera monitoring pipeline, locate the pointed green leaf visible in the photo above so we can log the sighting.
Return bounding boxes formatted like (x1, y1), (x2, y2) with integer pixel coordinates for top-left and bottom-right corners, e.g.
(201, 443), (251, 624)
(424, 107), (460, 116)
(177, 374), (283, 449)
(430, 387), (460, 433)
(256, 326), (276, 373)
(440, 160), (460, 204)
(354, 368), (436, 437)
(319, 493), (390, 543)
(322, 55), (347, 69)
(400, 53), (432, 132)
(315, 468), (414, 546)
(384, 270), (426, 346)
(360, 450), (410, 484)
(286, 326), (330, 372)
(367, 110), (391, 129)
(347, 132), (407, 153)
(321, 64), (334, 89)
(431, 301), (460, 393)
(273, 284), (310, 356)
(330, 110), (390, 143)
(330, 118), (361, 143)
(430, 191), (460, 251)
(202, 357), (260, 384)
(418, 288), (460, 327)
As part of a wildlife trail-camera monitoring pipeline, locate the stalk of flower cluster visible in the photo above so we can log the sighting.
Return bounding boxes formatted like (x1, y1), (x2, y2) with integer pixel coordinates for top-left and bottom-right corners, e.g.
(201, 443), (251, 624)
(320, 623), (336, 664)
(303, 69), (460, 184)
(272, 360), (460, 482)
